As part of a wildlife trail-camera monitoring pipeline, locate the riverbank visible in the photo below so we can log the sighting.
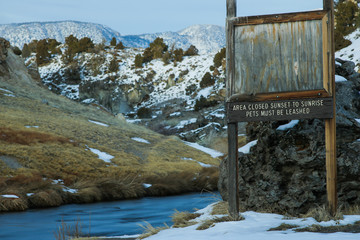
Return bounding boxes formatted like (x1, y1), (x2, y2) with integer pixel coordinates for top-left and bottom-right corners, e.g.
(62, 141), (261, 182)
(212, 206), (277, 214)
(0, 192), (218, 240)
(0, 166), (219, 212)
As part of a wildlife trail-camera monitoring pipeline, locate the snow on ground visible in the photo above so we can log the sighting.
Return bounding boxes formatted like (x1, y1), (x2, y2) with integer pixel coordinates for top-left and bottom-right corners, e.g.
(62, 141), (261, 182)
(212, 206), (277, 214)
(144, 203), (360, 240)
(175, 118), (197, 129)
(335, 75), (348, 82)
(238, 140), (258, 154)
(183, 141), (223, 158)
(88, 147), (114, 163)
(276, 120), (300, 131)
(336, 29), (360, 71)
(131, 137), (150, 144)
(1, 195), (19, 199)
(88, 119), (109, 127)
(181, 157), (214, 168)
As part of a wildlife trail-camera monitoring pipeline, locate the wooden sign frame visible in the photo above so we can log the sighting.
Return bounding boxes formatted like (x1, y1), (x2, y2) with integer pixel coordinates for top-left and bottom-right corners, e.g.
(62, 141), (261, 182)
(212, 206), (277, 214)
(226, 0), (336, 218)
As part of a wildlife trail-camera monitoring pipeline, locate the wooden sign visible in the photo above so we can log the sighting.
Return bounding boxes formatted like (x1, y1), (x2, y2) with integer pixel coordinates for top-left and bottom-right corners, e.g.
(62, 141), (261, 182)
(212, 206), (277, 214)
(226, 0), (337, 219)
(226, 9), (333, 122)
(228, 97), (333, 122)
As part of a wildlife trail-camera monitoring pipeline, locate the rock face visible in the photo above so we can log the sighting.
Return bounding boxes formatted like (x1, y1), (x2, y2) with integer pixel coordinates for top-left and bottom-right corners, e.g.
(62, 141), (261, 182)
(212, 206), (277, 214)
(218, 59), (360, 215)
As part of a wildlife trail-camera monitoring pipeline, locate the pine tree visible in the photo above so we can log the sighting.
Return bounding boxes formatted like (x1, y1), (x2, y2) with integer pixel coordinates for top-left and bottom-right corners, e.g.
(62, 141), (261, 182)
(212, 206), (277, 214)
(108, 57), (119, 72)
(213, 48), (226, 68)
(21, 44), (31, 58)
(115, 41), (125, 50)
(335, 0), (359, 36)
(134, 54), (143, 68)
(110, 37), (117, 46)
(36, 39), (50, 65)
(184, 45), (199, 56)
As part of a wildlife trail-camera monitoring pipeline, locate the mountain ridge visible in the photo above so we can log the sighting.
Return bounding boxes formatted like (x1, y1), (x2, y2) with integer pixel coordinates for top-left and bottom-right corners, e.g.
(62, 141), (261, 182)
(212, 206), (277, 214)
(0, 21), (225, 54)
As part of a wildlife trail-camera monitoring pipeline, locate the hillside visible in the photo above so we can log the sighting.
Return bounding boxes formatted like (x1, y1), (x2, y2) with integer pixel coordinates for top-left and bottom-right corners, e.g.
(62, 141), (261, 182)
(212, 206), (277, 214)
(0, 38), (220, 211)
(0, 21), (225, 54)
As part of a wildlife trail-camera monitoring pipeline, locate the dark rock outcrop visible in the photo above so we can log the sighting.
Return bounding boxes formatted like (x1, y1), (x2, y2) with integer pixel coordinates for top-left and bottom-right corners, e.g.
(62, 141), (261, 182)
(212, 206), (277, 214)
(219, 59), (360, 215)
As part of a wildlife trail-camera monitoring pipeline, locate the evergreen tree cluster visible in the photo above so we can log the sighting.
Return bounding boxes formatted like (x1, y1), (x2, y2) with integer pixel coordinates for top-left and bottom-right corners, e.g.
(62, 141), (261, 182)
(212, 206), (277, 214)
(334, 0), (360, 50)
(32, 38), (61, 65)
(63, 35), (94, 63)
(135, 37), (199, 68)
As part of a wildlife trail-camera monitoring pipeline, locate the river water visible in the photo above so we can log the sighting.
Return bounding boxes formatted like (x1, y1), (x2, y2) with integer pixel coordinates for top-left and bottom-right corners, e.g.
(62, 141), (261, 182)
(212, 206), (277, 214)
(0, 192), (218, 240)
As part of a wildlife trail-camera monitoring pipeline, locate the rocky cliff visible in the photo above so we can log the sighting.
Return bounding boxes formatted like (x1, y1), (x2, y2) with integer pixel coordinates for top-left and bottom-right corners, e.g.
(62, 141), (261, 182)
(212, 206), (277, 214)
(219, 59), (360, 215)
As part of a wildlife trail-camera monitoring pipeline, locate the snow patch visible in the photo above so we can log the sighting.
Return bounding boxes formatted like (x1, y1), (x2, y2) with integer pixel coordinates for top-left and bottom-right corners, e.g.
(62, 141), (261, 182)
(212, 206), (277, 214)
(183, 141), (223, 158)
(335, 75), (347, 82)
(175, 118), (197, 129)
(131, 137), (150, 144)
(25, 125), (39, 128)
(145, 203), (360, 240)
(88, 120), (109, 127)
(277, 120), (299, 131)
(1, 194), (19, 199)
(143, 183), (152, 188)
(182, 157), (214, 168)
(238, 140), (258, 154)
(89, 147), (114, 163)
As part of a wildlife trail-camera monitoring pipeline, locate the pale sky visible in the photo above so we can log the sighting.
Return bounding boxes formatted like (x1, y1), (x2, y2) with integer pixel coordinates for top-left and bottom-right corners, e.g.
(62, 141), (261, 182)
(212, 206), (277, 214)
(0, 0), (323, 35)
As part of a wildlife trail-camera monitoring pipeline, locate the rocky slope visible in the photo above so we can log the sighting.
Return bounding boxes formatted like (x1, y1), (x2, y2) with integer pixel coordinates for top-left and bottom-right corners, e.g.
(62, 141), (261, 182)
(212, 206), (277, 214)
(218, 59), (360, 215)
(0, 38), (221, 211)
(29, 40), (228, 146)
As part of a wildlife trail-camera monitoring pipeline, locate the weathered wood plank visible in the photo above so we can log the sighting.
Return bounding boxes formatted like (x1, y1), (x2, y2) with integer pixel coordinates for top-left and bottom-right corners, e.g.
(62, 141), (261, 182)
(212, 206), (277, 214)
(227, 0), (236, 18)
(233, 10), (327, 26)
(227, 122), (239, 219)
(324, 0), (337, 217)
(227, 97), (333, 123)
(233, 18), (325, 96)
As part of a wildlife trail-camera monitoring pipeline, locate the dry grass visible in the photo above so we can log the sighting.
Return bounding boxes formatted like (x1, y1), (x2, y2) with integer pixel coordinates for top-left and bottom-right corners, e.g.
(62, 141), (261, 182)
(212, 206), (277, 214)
(268, 223), (300, 231)
(171, 210), (201, 228)
(196, 216), (243, 230)
(0, 74), (222, 211)
(295, 221), (360, 233)
(138, 222), (169, 239)
(301, 205), (343, 222)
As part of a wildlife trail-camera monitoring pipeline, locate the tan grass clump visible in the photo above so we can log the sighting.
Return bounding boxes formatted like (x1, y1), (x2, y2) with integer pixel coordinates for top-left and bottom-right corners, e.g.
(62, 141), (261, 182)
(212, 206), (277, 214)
(0, 197), (28, 212)
(138, 222), (169, 239)
(302, 205), (343, 222)
(28, 189), (63, 208)
(171, 210), (201, 228)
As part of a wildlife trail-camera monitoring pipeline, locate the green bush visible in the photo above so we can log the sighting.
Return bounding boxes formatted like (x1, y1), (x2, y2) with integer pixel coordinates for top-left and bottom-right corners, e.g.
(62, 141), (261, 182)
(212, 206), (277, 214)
(110, 37), (117, 46)
(21, 44), (31, 58)
(194, 96), (218, 111)
(12, 46), (22, 56)
(173, 48), (184, 62)
(199, 72), (215, 88)
(135, 54), (143, 68)
(108, 57), (119, 73)
(36, 39), (51, 65)
(184, 45), (199, 56)
(213, 48), (226, 68)
(137, 107), (152, 118)
(115, 41), (125, 50)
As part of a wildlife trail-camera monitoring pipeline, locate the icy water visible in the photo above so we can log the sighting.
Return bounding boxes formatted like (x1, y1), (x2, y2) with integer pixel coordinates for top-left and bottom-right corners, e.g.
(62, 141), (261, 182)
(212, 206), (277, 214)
(0, 192), (218, 240)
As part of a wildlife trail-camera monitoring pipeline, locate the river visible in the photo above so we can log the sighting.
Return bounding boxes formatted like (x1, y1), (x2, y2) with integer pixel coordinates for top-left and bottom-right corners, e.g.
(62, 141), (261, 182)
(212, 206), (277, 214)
(0, 192), (218, 240)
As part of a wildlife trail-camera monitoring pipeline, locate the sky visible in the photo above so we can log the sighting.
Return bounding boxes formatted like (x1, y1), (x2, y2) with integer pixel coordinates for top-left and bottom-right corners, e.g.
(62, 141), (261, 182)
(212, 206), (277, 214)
(0, 0), (323, 35)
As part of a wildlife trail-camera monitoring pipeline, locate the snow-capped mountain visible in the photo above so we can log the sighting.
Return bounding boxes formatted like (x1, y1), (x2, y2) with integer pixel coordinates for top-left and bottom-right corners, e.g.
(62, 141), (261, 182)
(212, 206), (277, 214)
(0, 21), (225, 54)
(0, 21), (122, 48)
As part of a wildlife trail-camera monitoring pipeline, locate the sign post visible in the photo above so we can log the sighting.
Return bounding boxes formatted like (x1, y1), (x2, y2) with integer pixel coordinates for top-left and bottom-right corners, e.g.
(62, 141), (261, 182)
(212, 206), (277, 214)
(226, 0), (337, 217)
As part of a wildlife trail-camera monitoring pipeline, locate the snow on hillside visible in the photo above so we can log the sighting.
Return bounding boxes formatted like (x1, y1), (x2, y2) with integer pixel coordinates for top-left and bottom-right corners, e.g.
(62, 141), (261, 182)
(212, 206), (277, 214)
(336, 29), (360, 71)
(0, 21), (225, 54)
(37, 47), (225, 112)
